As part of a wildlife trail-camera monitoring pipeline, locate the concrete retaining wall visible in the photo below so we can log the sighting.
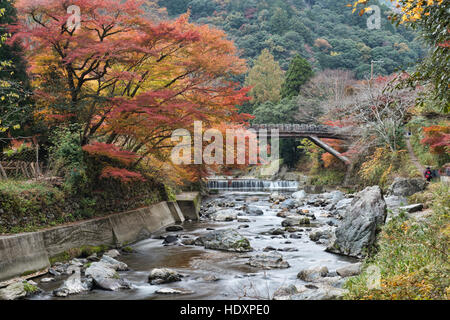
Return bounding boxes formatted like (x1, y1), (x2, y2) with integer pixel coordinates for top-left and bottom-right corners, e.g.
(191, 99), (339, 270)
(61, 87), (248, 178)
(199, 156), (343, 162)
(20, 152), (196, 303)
(0, 193), (200, 283)
(176, 192), (201, 221)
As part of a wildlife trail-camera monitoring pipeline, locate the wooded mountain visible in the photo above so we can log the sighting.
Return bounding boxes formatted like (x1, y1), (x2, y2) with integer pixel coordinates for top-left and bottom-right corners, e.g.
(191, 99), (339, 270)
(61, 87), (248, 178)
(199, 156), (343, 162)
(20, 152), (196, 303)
(158, 0), (424, 79)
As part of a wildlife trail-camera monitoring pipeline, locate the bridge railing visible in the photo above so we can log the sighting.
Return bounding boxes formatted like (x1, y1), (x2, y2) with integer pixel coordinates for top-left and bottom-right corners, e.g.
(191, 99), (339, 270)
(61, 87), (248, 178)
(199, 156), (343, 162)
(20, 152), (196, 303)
(249, 123), (334, 133)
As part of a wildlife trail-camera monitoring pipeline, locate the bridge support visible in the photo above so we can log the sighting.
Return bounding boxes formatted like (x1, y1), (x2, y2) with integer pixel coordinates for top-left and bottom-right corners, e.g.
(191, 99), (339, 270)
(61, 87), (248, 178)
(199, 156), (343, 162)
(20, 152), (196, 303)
(307, 135), (350, 165)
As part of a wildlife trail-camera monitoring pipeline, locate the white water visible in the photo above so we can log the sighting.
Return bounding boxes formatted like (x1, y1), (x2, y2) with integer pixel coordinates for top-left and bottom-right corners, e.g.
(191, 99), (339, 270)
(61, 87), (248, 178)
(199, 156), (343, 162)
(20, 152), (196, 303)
(207, 179), (299, 192)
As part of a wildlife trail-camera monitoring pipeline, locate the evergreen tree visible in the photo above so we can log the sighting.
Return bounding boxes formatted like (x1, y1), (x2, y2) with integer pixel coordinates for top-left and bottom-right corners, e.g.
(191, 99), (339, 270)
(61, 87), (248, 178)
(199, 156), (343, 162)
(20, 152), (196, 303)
(245, 49), (284, 105)
(0, 0), (32, 133)
(281, 54), (314, 99)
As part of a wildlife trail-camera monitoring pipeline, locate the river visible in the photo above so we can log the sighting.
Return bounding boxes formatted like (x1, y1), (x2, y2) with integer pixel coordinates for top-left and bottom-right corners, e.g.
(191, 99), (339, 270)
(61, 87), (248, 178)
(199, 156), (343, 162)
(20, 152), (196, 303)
(32, 188), (357, 300)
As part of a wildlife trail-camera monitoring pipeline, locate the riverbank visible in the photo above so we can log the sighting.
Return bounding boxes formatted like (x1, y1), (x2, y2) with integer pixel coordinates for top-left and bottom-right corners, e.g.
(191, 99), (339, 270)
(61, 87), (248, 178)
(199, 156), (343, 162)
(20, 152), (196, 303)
(344, 182), (449, 300)
(0, 193), (200, 285)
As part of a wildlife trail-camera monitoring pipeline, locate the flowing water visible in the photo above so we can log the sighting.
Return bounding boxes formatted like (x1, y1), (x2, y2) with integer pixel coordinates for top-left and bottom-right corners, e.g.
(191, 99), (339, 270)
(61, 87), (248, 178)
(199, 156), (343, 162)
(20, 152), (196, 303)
(32, 190), (356, 300)
(207, 179), (299, 192)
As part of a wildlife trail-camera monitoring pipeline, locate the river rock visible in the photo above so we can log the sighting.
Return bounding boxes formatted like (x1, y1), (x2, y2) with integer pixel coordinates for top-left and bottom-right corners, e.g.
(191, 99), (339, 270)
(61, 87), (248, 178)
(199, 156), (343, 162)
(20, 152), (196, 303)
(165, 225), (184, 232)
(211, 209), (238, 222)
(333, 198), (353, 218)
(93, 277), (131, 291)
(148, 268), (183, 285)
(280, 199), (297, 209)
(297, 266), (329, 282)
(162, 235), (180, 245)
(85, 262), (118, 280)
(0, 282), (28, 300)
(291, 190), (307, 201)
(273, 284), (299, 299)
(290, 284), (347, 300)
(40, 277), (55, 283)
(387, 178), (427, 197)
(196, 229), (253, 252)
(281, 216), (310, 227)
(104, 249), (121, 258)
(54, 269), (91, 297)
(326, 186), (387, 258)
(100, 255), (128, 271)
(245, 206), (264, 216)
(270, 228), (285, 235)
(181, 238), (196, 245)
(336, 263), (362, 278)
(269, 192), (286, 202)
(247, 252), (290, 270)
(155, 288), (194, 295)
(309, 227), (334, 242)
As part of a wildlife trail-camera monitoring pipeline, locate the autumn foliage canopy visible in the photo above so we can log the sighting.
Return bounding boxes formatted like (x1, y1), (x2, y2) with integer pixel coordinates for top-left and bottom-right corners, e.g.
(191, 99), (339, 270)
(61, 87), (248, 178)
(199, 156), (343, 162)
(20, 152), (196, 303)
(10, 0), (251, 183)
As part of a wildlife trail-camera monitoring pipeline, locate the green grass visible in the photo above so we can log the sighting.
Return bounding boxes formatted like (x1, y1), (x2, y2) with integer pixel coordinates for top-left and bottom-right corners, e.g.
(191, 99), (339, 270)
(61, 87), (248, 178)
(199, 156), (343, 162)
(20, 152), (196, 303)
(0, 179), (54, 194)
(308, 169), (345, 186)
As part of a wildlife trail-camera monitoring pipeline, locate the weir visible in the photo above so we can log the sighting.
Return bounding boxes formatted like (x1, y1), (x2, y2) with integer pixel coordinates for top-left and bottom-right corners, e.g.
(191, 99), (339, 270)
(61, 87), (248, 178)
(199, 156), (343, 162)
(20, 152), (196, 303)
(207, 178), (298, 191)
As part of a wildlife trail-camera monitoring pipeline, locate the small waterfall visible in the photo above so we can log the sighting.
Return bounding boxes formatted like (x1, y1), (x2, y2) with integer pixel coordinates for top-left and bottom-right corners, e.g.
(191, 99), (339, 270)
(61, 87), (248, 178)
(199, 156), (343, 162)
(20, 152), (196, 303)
(207, 179), (299, 191)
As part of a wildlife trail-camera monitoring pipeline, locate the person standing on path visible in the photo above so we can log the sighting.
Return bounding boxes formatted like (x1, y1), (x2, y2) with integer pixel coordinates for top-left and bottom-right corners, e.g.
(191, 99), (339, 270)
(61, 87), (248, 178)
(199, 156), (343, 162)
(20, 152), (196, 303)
(424, 167), (433, 182)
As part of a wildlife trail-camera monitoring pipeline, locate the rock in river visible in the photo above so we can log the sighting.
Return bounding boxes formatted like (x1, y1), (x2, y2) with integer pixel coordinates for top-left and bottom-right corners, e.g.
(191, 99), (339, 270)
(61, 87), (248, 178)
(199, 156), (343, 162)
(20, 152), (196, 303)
(54, 269), (91, 297)
(211, 209), (238, 222)
(297, 266), (329, 282)
(195, 229), (253, 252)
(148, 268), (183, 285)
(0, 281), (32, 300)
(281, 216), (310, 227)
(166, 225), (184, 232)
(247, 252), (290, 270)
(327, 186), (387, 258)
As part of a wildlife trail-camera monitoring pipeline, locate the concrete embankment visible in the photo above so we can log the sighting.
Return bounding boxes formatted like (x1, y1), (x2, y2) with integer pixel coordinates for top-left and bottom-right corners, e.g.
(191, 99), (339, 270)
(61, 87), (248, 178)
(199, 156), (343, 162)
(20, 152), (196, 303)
(0, 193), (200, 283)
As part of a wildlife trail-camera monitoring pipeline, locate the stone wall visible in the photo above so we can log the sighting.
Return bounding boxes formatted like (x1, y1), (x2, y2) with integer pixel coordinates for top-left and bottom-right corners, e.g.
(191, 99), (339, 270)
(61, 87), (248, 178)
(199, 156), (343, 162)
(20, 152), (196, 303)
(0, 193), (200, 283)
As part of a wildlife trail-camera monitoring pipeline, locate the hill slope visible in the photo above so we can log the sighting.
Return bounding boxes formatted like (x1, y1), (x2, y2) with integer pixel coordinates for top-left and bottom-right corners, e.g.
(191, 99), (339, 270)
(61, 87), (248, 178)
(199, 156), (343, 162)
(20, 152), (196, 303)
(158, 0), (424, 79)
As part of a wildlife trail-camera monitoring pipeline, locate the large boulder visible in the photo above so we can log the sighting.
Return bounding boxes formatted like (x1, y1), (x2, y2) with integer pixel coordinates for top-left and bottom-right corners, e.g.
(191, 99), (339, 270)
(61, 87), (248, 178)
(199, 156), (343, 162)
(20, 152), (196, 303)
(387, 178), (426, 197)
(0, 282), (29, 300)
(195, 229), (253, 252)
(326, 186), (387, 258)
(148, 268), (183, 285)
(84, 256), (130, 292)
(247, 252), (290, 270)
(333, 198), (353, 218)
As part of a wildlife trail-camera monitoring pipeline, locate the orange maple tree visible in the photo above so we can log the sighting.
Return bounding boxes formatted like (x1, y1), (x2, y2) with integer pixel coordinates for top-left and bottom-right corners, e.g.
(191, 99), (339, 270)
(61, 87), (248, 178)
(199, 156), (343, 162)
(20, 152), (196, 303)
(10, 0), (251, 182)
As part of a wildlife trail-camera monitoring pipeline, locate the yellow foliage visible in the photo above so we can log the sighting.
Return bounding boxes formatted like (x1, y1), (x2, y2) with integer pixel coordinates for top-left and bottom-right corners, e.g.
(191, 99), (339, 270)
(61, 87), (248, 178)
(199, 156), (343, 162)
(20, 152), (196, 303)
(350, 0), (444, 23)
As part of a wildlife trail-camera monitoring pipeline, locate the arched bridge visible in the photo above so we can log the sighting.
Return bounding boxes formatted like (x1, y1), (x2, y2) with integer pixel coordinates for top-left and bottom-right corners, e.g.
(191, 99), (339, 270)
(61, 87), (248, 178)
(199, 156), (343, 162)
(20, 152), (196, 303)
(249, 124), (355, 165)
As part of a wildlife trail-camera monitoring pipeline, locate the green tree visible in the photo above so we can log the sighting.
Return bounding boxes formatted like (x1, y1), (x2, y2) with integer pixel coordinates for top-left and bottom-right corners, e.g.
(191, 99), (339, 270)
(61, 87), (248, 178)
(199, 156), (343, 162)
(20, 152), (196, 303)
(281, 54), (314, 99)
(245, 49), (284, 104)
(0, 0), (32, 133)
(268, 7), (290, 35)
